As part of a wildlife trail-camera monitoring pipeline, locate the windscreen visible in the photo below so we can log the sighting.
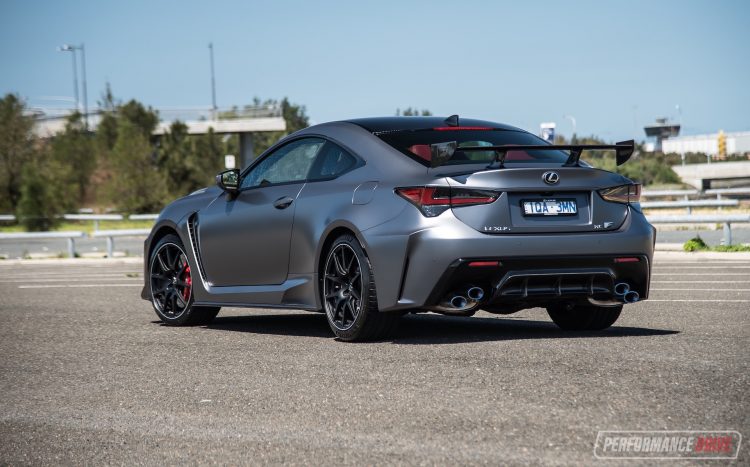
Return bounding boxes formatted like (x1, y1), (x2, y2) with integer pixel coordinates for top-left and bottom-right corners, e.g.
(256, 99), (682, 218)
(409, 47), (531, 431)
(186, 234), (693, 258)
(376, 129), (569, 166)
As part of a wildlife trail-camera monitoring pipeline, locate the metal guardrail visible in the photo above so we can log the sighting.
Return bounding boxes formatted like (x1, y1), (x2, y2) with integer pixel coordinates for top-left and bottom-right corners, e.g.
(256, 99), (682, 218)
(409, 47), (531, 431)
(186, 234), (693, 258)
(641, 199), (739, 213)
(704, 187), (750, 200)
(90, 229), (151, 257)
(62, 213), (124, 231)
(641, 189), (699, 199)
(0, 231), (86, 257)
(0, 214), (16, 222)
(647, 214), (750, 245)
(128, 214), (159, 221)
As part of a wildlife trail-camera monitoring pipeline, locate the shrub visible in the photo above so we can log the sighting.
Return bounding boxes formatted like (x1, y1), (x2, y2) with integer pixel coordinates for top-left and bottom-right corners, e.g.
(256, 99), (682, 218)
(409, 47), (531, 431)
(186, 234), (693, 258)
(683, 236), (709, 252)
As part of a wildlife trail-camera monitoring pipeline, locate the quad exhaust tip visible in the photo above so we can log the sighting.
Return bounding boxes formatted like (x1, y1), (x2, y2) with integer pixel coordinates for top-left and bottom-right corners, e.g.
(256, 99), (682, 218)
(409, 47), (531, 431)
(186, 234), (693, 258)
(467, 287), (484, 301)
(614, 282), (630, 296)
(623, 291), (639, 303)
(450, 295), (469, 309)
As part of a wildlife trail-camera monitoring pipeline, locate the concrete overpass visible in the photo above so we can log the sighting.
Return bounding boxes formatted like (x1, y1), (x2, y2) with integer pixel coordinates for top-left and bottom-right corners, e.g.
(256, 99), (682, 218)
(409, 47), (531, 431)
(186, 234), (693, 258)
(672, 161), (750, 189)
(152, 116), (286, 168)
(31, 106), (287, 168)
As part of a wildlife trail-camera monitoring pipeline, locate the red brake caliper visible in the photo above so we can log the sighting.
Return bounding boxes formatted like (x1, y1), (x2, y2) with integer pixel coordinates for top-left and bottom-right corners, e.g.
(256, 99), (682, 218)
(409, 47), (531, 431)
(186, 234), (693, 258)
(182, 265), (192, 300)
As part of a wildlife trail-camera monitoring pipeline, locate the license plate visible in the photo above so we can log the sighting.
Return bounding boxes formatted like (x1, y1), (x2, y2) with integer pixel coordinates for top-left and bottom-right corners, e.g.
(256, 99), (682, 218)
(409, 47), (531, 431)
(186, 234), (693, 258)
(522, 199), (577, 216)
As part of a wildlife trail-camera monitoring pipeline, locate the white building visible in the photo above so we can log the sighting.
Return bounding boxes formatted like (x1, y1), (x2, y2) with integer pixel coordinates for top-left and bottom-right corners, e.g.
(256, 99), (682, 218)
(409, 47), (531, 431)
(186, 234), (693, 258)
(661, 131), (750, 156)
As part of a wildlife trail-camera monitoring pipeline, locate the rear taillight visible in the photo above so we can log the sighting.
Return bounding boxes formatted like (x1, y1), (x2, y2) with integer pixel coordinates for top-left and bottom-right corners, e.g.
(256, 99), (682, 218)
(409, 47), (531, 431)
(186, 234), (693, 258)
(395, 186), (498, 217)
(598, 184), (641, 204)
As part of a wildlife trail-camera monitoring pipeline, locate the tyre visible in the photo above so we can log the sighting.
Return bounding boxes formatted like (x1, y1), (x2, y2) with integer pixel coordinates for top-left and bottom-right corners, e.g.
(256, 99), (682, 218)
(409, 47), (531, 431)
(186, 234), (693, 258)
(149, 234), (219, 326)
(321, 234), (399, 341)
(546, 302), (622, 331)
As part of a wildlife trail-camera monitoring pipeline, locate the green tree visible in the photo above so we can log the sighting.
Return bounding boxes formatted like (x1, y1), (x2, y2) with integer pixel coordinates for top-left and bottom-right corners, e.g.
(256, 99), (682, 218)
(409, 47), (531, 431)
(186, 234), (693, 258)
(396, 107), (432, 116)
(109, 120), (168, 213)
(159, 122), (225, 197)
(16, 150), (76, 231)
(0, 94), (36, 212)
(50, 112), (96, 204)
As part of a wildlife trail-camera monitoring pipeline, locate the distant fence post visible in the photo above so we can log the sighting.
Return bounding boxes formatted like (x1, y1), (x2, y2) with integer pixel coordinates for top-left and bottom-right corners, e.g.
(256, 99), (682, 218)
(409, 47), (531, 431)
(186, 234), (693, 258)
(106, 236), (114, 257)
(723, 222), (732, 246)
(67, 238), (75, 258)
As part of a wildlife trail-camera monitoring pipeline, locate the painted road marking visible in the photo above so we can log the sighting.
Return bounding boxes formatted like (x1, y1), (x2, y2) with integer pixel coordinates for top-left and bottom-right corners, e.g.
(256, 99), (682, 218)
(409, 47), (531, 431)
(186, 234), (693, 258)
(18, 284), (142, 289)
(651, 288), (750, 291)
(651, 273), (750, 276)
(643, 299), (750, 302)
(652, 280), (750, 283)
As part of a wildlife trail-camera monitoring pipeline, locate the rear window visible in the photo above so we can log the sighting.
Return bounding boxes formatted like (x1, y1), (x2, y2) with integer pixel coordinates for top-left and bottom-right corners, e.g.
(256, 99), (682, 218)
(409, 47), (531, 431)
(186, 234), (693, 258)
(376, 129), (569, 166)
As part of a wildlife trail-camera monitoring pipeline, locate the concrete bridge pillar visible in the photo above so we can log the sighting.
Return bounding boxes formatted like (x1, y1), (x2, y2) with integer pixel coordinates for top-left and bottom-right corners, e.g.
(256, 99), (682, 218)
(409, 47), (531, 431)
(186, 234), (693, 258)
(239, 132), (255, 169)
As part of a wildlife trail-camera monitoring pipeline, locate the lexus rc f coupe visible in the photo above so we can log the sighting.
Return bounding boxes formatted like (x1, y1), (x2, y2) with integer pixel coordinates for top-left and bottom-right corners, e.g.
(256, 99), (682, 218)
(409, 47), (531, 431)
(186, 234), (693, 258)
(142, 116), (654, 341)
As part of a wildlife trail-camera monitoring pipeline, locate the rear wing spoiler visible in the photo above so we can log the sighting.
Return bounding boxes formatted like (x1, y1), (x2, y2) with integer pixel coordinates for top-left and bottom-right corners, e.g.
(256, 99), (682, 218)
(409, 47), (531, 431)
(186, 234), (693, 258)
(429, 140), (635, 168)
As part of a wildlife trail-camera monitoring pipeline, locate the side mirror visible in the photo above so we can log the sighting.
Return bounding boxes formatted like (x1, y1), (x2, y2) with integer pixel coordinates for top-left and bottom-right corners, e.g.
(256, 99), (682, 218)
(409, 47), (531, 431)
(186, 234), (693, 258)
(216, 169), (240, 194)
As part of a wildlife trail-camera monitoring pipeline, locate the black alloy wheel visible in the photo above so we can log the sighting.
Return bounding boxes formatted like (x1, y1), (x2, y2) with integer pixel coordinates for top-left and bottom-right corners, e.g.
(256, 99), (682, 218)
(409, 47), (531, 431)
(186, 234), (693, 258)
(321, 234), (400, 341)
(150, 242), (192, 318)
(323, 243), (363, 331)
(149, 234), (219, 326)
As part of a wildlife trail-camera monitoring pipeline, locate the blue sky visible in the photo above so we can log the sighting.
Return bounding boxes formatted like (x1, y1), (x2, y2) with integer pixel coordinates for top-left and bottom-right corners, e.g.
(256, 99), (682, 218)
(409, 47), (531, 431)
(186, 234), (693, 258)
(1, 0), (748, 141)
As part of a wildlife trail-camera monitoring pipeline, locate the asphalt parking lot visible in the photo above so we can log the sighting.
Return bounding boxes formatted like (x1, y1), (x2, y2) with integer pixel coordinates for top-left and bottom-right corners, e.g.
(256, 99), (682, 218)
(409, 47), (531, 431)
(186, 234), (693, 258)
(0, 254), (747, 464)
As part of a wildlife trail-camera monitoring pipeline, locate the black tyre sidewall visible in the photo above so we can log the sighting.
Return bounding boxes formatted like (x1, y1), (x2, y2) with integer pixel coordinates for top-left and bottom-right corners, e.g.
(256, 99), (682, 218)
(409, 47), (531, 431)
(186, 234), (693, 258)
(149, 234), (202, 326)
(322, 235), (382, 341)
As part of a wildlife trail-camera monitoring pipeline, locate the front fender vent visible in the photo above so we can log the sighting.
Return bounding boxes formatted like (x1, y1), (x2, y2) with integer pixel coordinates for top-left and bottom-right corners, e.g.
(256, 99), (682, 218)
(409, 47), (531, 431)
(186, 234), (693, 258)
(187, 214), (208, 283)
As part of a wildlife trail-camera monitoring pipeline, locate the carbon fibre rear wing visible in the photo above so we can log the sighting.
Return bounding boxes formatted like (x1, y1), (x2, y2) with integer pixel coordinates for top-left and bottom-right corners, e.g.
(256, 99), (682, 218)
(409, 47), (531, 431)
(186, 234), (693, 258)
(429, 140), (635, 168)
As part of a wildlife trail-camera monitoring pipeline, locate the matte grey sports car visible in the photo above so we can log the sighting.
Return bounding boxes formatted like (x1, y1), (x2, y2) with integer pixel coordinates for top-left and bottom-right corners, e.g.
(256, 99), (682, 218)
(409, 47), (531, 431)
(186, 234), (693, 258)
(142, 116), (654, 341)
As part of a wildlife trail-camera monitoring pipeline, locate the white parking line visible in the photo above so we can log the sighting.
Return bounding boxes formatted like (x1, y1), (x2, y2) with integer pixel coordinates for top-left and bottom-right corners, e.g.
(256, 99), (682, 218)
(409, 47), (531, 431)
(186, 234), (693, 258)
(651, 273), (750, 276)
(638, 298), (750, 303)
(18, 284), (142, 289)
(652, 280), (750, 283)
(0, 272), (140, 278)
(0, 278), (141, 283)
(651, 288), (750, 291)
(652, 266), (750, 269)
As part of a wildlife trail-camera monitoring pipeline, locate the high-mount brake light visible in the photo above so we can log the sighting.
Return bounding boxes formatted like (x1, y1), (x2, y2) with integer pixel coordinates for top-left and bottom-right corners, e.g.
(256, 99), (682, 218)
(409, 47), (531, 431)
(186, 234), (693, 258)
(433, 126), (494, 131)
(598, 184), (642, 204)
(395, 187), (498, 217)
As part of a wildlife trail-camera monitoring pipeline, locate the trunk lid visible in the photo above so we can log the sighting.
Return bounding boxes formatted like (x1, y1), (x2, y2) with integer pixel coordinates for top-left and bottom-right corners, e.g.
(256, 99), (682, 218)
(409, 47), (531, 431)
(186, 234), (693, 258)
(446, 166), (631, 234)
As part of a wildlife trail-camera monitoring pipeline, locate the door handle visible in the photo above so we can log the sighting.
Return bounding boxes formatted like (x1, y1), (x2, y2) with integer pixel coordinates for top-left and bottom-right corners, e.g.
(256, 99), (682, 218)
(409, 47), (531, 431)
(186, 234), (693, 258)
(273, 196), (294, 209)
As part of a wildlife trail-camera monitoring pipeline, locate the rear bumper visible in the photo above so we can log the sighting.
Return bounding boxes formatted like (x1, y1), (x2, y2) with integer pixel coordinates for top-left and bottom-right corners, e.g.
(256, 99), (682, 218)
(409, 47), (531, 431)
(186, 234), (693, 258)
(362, 207), (655, 311)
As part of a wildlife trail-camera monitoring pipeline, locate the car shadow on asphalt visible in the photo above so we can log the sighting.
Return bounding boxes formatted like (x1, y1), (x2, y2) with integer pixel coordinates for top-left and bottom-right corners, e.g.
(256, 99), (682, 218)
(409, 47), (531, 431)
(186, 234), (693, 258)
(203, 312), (678, 344)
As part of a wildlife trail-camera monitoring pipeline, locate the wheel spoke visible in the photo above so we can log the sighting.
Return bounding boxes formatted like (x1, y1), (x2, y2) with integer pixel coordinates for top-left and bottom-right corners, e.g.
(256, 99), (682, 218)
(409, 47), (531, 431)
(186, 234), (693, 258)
(333, 252), (346, 277)
(173, 252), (183, 270)
(156, 252), (169, 272)
(338, 297), (348, 324)
(349, 287), (361, 301)
(325, 274), (346, 286)
(345, 251), (356, 274)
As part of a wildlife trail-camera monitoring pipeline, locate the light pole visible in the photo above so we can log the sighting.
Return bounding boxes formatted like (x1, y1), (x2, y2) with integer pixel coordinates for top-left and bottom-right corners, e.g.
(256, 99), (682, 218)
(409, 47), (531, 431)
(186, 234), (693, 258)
(563, 115), (576, 142)
(57, 43), (89, 130)
(58, 44), (79, 115)
(209, 42), (217, 120)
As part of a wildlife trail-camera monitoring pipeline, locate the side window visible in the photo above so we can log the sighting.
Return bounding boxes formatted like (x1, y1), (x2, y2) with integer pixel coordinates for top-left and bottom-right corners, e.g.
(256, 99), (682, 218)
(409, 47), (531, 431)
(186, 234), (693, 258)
(241, 138), (325, 189)
(308, 142), (357, 181)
